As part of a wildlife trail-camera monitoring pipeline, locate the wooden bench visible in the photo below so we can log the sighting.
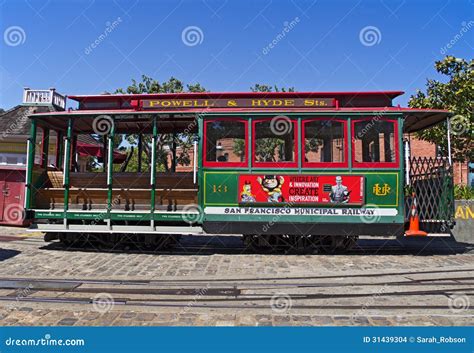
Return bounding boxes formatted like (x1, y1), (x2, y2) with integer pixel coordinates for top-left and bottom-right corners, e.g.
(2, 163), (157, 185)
(37, 172), (197, 210)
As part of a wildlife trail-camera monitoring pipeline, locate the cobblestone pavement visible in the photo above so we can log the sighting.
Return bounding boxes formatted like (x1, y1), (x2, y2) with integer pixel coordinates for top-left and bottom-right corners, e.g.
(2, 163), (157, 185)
(0, 227), (472, 326)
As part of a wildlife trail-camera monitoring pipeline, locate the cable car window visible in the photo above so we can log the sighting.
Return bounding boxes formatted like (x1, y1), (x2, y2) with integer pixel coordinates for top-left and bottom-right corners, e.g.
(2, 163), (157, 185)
(353, 119), (398, 167)
(303, 119), (346, 167)
(204, 119), (247, 167)
(253, 118), (297, 167)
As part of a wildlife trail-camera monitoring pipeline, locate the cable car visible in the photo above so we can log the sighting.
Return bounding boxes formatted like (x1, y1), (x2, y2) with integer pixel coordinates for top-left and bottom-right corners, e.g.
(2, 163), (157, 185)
(24, 91), (455, 252)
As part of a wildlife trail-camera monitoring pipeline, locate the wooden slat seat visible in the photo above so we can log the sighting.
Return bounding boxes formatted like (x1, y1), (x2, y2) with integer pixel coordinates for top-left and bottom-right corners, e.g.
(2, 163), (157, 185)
(35, 187), (198, 211)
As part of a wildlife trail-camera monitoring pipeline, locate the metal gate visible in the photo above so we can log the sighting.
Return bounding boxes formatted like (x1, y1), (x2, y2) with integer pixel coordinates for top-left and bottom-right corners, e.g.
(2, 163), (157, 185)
(406, 157), (455, 232)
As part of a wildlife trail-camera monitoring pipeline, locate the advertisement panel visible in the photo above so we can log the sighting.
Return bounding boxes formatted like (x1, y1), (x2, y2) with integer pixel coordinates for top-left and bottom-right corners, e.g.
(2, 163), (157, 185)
(238, 174), (364, 205)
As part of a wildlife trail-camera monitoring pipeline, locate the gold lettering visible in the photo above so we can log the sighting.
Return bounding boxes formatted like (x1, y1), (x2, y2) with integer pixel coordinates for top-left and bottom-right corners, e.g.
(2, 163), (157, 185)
(147, 100), (160, 107)
(304, 99), (314, 106)
(284, 99), (294, 106)
(455, 206), (465, 219)
(466, 206), (474, 219)
(372, 183), (391, 196)
(161, 101), (171, 107)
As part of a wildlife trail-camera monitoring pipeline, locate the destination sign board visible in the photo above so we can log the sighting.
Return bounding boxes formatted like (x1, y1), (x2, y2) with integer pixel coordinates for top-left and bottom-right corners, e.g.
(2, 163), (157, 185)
(139, 98), (336, 110)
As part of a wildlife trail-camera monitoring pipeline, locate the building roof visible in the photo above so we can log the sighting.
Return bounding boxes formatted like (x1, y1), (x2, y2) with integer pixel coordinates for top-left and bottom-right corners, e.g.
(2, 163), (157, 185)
(0, 105), (56, 136)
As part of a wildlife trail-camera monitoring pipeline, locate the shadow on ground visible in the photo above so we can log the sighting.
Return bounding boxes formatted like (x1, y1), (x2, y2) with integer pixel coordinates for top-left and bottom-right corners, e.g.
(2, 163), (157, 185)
(39, 234), (473, 256)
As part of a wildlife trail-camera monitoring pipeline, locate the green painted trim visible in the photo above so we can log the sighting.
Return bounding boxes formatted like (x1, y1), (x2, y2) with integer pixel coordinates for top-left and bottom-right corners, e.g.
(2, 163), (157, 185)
(203, 170), (400, 207)
(106, 117), (115, 214)
(197, 115), (204, 208)
(34, 211), (63, 219)
(24, 119), (37, 209)
(63, 118), (73, 216)
(398, 116), (405, 212)
(150, 115), (157, 212)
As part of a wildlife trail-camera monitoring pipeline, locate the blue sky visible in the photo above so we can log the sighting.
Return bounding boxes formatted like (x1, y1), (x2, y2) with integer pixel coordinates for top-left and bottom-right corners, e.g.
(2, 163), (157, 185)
(0, 0), (472, 109)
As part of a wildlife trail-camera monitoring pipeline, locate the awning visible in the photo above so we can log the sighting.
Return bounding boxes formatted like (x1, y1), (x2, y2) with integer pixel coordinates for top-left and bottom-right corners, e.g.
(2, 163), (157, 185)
(77, 141), (127, 163)
(402, 110), (452, 133)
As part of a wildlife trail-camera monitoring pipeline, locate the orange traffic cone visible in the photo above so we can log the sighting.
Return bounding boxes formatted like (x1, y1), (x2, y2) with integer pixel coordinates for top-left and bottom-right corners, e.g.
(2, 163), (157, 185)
(405, 192), (427, 236)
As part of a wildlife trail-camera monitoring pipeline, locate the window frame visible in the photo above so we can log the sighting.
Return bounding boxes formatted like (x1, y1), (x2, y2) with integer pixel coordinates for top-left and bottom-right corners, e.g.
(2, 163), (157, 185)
(252, 117), (299, 168)
(302, 118), (348, 168)
(202, 118), (248, 168)
(351, 118), (399, 169)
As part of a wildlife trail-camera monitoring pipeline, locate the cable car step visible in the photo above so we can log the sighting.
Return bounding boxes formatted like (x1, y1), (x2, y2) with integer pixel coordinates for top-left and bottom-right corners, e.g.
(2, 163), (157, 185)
(28, 224), (204, 235)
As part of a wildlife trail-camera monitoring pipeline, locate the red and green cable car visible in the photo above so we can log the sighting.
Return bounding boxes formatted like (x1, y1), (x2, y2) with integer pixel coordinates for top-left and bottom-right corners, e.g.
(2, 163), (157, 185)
(24, 91), (455, 252)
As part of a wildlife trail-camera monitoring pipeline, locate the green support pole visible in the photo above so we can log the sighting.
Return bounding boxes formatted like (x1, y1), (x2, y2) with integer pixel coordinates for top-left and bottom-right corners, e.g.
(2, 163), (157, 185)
(63, 118), (73, 222)
(150, 115), (157, 216)
(41, 128), (50, 169)
(107, 117), (115, 217)
(247, 117), (252, 172)
(24, 118), (37, 210)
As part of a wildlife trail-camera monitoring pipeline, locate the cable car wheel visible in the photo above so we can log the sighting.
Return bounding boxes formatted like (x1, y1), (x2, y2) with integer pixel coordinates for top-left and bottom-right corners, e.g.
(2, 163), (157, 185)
(57, 233), (180, 250)
(317, 235), (358, 254)
(243, 234), (319, 254)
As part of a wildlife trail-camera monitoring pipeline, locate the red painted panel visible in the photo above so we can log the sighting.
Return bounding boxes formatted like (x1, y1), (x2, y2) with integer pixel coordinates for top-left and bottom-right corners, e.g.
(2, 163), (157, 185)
(0, 169), (26, 226)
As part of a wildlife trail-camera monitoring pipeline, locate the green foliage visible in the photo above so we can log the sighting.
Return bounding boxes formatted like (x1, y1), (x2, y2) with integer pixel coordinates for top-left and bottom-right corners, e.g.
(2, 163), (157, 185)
(250, 84), (295, 92)
(454, 184), (474, 200)
(408, 56), (473, 162)
(255, 138), (285, 162)
(115, 75), (206, 172)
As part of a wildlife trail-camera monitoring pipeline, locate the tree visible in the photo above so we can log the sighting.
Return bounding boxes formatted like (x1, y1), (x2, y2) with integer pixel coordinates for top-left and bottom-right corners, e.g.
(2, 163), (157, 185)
(115, 75), (206, 172)
(250, 84), (295, 92)
(408, 56), (473, 162)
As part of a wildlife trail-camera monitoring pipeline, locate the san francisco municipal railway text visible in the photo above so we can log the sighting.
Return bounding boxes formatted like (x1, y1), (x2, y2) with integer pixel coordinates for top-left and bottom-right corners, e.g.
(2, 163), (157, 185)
(222, 208), (377, 215)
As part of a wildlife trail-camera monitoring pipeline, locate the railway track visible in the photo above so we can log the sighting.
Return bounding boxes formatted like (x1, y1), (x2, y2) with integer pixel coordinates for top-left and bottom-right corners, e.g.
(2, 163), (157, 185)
(0, 268), (472, 311)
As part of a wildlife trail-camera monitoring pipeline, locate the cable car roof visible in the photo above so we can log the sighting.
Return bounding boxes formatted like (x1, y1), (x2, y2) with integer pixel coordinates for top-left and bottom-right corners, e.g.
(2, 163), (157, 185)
(27, 91), (451, 133)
